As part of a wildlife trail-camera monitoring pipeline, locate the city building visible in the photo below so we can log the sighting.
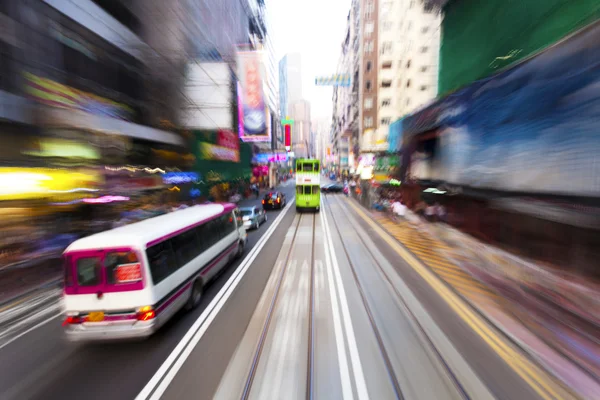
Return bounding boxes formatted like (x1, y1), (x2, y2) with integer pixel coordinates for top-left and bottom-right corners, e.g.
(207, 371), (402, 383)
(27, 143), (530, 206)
(331, 0), (360, 173)
(279, 53), (303, 121)
(289, 99), (311, 158)
(359, 0), (380, 153)
(380, 0), (440, 120)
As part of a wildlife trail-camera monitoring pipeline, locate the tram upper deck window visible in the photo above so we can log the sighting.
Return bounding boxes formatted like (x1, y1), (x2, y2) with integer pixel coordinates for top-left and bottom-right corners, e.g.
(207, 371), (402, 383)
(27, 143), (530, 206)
(298, 163), (319, 172)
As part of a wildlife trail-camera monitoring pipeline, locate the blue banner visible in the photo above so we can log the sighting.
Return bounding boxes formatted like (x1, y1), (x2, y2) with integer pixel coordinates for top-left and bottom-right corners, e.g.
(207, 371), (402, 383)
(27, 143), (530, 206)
(404, 22), (600, 197)
(388, 118), (404, 152)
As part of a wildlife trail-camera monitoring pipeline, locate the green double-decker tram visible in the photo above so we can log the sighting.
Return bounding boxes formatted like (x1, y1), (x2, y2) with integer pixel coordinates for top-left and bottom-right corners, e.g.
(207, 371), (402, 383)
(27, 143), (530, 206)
(295, 158), (321, 212)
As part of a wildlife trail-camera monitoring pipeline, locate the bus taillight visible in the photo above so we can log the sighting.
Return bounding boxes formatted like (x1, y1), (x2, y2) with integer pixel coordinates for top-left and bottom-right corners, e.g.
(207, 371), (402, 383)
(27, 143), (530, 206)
(63, 315), (82, 326)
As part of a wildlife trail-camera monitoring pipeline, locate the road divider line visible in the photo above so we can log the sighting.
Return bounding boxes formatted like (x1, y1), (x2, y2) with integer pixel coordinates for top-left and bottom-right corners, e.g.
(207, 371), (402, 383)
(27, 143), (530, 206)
(346, 199), (572, 400)
(136, 199), (295, 400)
(321, 205), (370, 400)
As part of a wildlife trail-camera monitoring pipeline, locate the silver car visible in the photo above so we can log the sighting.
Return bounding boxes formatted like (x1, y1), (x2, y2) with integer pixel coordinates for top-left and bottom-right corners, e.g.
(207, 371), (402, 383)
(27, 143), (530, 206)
(240, 206), (267, 230)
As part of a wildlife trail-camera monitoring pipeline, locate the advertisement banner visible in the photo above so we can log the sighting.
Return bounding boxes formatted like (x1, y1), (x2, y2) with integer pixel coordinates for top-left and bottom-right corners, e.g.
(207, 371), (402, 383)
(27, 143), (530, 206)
(24, 72), (134, 121)
(314, 74), (352, 87)
(217, 129), (240, 152)
(237, 51), (269, 142)
(253, 152), (289, 164)
(199, 143), (240, 162)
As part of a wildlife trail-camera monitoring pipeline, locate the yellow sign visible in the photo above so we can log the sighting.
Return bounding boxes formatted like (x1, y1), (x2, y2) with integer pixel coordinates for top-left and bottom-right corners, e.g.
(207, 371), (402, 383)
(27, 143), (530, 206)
(0, 168), (101, 201)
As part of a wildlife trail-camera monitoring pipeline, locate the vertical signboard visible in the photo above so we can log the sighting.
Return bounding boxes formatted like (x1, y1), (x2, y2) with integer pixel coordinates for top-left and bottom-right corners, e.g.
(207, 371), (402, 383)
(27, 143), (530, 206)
(284, 124), (292, 151)
(237, 81), (244, 139)
(237, 51), (269, 142)
(282, 118), (293, 152)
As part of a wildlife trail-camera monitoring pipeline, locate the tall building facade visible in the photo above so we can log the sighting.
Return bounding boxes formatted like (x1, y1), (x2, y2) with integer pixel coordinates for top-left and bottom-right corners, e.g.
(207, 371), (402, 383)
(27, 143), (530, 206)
(379, 0), (440, 123)
(278, 52), (303, 120)
(331, 0), (360, 173)
(359, 0), (380, 153)
(290, 99), (311, 158)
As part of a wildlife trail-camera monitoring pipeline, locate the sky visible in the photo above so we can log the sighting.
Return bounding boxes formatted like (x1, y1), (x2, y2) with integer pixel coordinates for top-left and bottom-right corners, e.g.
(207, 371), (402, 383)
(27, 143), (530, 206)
(268, 0), (352, 121)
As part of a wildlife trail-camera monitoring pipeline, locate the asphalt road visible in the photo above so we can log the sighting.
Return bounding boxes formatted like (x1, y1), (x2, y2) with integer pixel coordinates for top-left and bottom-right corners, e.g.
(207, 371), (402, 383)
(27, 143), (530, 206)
(0, 183), (571, 400)
(0, 183), (297, 400)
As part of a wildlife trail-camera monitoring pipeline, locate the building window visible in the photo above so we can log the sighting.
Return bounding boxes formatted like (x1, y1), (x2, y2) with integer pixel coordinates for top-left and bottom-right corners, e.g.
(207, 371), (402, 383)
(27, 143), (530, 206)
(421, 26), (429, 34)
(366, 61), (372, 71)
(424, 3), (434, 13)
(406, 59), (411, 68)
(364, 98), (373, 109)
(420, 85), (428, 91)
(381, 99), (391, 107)
(382, 1), (392, 13)
(382, 61), (392, 69)
(383, 21), (393, 31)
(364, 117), (373, 128)
(406, 79), (411, 88)
(420, 46), (429, 53)
(381, 42), (392, 55)
(381, 117), (391, 125)
(406, 98), (411, 106)
(365, 22), (374, 35)
(381, 80), (392, 88)
(365, 40), (374, 53)
(366, 80), (372, 91)
(420, 66), (428, 72)
(366, 1), (375, 13)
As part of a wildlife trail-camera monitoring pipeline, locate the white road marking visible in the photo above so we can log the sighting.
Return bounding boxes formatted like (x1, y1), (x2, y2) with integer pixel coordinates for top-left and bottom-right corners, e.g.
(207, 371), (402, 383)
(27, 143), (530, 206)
(136, 199), (295, 400)
(321, 217), (356, 400)
(321, 206), (370, 400)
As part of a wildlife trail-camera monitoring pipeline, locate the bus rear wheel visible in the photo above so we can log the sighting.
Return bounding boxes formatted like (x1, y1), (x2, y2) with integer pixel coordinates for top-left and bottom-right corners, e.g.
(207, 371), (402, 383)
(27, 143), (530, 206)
(186, 280), (203, 310)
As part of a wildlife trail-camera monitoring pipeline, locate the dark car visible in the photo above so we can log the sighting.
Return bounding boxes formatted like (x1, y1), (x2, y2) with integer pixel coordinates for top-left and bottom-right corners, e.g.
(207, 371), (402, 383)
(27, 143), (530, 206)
(322, 183), (344, 193)
(262, 192), (286, 210)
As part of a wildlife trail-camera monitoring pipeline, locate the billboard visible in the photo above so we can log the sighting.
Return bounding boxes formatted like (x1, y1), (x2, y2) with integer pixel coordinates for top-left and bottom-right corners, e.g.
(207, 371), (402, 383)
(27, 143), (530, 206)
(198, 129), (240, 162)
(180, 63), (233, 129)
(237, 51), (269, 142)
(24, 72), (134, 121)
(314, 74), (352, 87)
(253, 152), (289, 164)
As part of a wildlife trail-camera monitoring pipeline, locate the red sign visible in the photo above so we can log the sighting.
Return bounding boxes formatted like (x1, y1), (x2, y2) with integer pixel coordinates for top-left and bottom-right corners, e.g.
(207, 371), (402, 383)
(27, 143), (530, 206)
(217, 130), (239, 151)
(115, 263), (142, 283)
(284, 124), (291, 150)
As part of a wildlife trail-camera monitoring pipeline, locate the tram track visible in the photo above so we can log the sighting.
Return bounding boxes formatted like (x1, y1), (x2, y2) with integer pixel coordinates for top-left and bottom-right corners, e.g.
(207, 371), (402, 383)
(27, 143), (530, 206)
(324, 194), (471, 400)
(240, 212), (317, 400)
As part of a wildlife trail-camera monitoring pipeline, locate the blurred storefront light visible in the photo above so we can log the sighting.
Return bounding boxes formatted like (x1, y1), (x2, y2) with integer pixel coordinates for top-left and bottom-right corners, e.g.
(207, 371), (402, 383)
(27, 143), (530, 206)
(0, 168), (101, 200)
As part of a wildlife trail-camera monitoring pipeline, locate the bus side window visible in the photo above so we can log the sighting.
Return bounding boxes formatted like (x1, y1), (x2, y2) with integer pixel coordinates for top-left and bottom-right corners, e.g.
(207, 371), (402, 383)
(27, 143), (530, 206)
(196, 222), (212, 249)
(147, 240), (177, 285)
(171, 229), (200, 267)
(296, 186), (303, 195)
(312, 185), (319, 194)
(221, 214), (236, 236)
